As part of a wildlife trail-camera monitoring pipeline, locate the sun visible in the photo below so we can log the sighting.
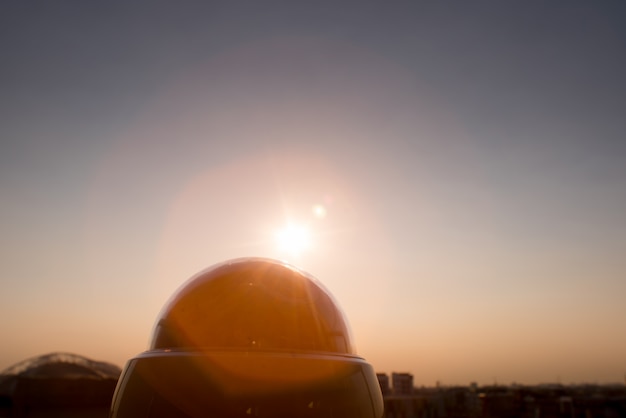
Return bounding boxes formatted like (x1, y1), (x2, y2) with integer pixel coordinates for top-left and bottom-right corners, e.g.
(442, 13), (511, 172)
(274, 223), (312, 256)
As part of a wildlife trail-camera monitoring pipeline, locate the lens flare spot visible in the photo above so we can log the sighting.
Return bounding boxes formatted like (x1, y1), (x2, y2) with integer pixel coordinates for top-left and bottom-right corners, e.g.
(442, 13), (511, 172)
(312, 204), (327, 219)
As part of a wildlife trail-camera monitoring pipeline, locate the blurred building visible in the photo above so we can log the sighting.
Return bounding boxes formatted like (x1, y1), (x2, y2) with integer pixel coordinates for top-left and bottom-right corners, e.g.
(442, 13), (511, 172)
(381, 381), (626, 418)
(0, 352), (121, 418)
(377, 373), (391, 396)
(392, 372), (414, 396)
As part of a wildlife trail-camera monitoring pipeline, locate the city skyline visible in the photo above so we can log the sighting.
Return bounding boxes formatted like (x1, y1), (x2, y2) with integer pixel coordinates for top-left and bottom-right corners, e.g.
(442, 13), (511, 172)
(1, 2), (625, 386)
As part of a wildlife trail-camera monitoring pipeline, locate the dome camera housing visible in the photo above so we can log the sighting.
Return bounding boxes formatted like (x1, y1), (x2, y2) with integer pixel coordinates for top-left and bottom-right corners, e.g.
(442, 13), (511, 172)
(110, 258), (384, 418)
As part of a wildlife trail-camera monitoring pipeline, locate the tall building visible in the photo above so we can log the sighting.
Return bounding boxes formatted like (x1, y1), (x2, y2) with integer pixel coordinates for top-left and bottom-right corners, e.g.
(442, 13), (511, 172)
(391, 372), (414, 395)
(376, 373), (391, 396)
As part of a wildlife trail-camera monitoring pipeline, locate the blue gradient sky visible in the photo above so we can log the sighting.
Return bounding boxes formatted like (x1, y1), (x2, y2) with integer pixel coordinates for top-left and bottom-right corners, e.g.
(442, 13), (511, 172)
(1, 2), (625, 385)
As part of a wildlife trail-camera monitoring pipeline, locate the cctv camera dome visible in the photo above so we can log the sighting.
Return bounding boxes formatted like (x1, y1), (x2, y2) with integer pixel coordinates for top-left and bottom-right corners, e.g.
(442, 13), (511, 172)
(110, 258), (383, 418)
(150, 258), (355, 354)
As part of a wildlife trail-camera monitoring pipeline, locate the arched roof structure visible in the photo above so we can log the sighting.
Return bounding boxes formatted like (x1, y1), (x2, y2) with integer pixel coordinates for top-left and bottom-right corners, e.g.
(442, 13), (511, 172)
(0, 352), (121, 380)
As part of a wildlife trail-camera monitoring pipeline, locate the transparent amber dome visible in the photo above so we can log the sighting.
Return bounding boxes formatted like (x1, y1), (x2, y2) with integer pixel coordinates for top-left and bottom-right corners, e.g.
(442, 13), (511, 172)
(150, 258), (355, 355)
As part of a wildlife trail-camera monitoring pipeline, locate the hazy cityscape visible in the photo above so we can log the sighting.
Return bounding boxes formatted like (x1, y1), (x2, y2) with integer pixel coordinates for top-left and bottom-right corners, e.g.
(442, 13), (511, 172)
(1, 352), (625, 418)
(378, 372), (626, 418)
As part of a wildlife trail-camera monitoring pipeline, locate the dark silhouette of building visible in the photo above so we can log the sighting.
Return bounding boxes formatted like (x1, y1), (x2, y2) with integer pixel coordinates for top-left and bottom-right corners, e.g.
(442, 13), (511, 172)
(378, 373), (391, 396)
(392, 372), (414, 396)
(380, 381), (626, 418)
(0, 352), (121, 418)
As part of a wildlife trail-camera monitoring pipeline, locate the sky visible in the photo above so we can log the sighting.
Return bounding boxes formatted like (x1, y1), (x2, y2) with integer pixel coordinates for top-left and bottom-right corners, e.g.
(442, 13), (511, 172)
(1, 1), (625, 386)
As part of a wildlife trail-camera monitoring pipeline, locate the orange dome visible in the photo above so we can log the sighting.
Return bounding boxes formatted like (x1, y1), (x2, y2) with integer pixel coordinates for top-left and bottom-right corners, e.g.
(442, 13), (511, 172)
(150, 258), (355, 355)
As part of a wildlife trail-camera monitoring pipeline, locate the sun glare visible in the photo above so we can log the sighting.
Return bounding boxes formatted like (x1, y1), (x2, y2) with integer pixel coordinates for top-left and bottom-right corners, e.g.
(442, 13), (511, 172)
(274, 223), (311, 256)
